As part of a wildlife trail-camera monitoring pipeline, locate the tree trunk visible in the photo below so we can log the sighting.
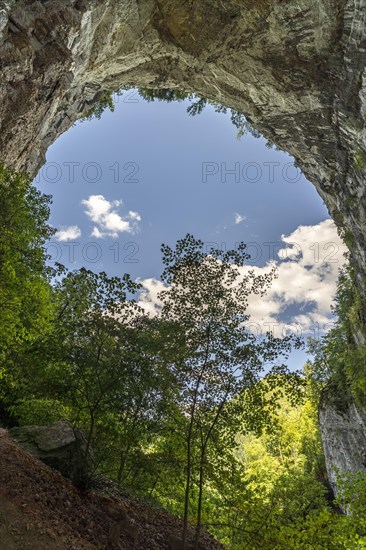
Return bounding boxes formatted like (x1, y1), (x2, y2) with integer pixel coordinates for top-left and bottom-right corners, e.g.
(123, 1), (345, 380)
(84, 410), (95, 461)
(117, 443), (131, 484)
(182, 411), (194, 549)
(194, 453), (205, 549)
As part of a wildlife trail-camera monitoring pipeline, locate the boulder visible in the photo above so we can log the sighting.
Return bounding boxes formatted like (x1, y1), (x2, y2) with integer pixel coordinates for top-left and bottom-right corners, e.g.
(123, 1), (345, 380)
(9, 421), (93, 487)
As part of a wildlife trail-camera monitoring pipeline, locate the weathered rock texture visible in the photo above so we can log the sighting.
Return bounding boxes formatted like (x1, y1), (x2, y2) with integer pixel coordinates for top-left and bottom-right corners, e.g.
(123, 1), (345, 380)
(0, 0), (366, 498)
(9, 421), (92, 485)
(319, 401), (366, 506)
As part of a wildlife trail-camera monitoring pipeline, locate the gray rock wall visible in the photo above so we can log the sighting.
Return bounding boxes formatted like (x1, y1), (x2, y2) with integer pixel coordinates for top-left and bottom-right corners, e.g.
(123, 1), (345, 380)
(319, 401), (366, 506)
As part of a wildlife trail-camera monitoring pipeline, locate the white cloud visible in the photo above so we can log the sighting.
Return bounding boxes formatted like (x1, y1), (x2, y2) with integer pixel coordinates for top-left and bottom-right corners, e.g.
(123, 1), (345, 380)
(55, 225), (81, 242)
(137, 220), (348, 338)
(243, 219), (348, 336)
(234, 212), (246, 225)
(82, 195), (141, 238)
(91, 226), (103, 239)
(128, 211), (141, 221)
(137, 278), (166, 317)
(82, 195), (111, 222)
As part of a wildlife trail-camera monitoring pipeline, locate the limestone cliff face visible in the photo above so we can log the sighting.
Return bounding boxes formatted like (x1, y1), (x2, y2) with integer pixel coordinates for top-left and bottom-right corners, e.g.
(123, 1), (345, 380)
(319, 400), (366, 505)
(0, 0), (366, 498)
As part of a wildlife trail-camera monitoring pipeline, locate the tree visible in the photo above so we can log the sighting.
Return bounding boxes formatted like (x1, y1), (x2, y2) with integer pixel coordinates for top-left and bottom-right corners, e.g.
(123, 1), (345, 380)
(97, 315), (179, 488)
(156, 234), (301, 548)
(81, 86), (262, 141)
(81, 90), (117, 121)
(307, 266), (366, 410)
(9, 269), (139, 450)
(11, 269), (179, 489)
(138, 88), (261, 140)
(0, 165), (56, 422)
(28, 269), (143, 459)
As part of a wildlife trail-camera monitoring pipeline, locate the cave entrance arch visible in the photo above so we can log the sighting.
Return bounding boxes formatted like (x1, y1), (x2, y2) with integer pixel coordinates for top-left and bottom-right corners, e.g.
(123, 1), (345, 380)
(1, 0), (365, 284)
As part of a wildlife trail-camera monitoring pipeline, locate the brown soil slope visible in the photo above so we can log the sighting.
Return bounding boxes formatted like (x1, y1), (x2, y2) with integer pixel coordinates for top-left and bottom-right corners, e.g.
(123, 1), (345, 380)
(0, 429), (220, 549)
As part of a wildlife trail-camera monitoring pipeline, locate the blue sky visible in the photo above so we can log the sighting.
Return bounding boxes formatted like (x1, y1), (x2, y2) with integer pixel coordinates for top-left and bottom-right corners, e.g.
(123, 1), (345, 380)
(33, 91), (347, 369)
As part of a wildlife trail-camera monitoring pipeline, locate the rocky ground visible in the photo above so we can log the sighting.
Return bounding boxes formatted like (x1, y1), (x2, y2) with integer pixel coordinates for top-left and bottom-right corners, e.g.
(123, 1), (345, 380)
(0, 428), (220, 549)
